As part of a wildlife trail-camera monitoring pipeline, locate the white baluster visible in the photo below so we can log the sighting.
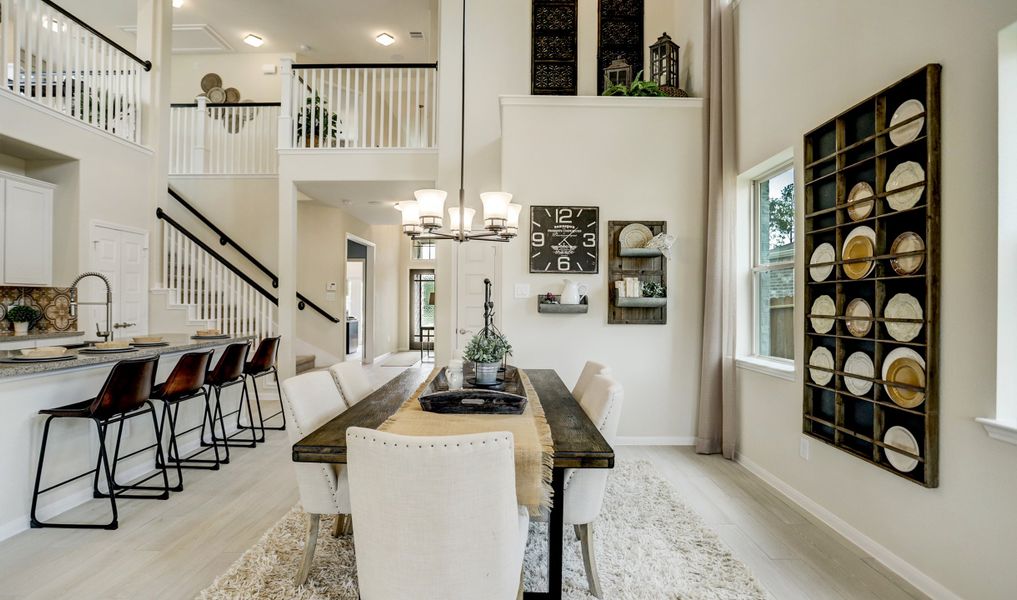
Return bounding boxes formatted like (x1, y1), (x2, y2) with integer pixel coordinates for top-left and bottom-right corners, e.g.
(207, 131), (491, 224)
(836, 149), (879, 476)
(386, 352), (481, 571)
(194, 96), (207, 174)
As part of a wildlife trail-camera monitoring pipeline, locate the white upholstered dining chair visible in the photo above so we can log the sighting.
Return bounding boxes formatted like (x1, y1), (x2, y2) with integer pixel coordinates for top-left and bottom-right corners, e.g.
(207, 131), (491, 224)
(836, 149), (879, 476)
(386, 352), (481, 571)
(280, 370), (352, 586)
(571, 360), (612, 403)
(564, 373), (624, 598)
(346, 427), (529, 600)
(328, 361), (373, 405)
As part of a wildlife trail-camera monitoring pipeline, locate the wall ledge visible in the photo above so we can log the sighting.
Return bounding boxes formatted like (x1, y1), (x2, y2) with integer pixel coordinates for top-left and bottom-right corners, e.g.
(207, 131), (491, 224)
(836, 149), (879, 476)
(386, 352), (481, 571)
(499, 95), (705, 109)
(975, 417), (1017, 446)
(735, 355), (796, 382)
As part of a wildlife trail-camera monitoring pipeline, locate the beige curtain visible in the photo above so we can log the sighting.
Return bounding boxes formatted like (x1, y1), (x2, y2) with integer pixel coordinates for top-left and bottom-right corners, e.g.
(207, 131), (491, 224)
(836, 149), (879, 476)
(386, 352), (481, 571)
(695, 0), (737, 458)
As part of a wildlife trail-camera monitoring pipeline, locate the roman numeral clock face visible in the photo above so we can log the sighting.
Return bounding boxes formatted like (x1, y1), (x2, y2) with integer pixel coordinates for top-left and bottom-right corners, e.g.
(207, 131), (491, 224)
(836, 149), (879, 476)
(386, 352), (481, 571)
(529, 206), (599, 274)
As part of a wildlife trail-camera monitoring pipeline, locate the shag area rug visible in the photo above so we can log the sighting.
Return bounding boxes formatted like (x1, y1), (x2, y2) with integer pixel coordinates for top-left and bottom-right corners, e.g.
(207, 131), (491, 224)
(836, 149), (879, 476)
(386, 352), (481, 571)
(198, 461), (769, 599)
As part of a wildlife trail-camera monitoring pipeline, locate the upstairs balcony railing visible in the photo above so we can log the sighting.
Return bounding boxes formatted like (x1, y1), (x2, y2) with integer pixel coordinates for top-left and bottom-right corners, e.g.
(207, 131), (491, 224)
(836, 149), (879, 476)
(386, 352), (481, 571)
(0, 0), (150, 144)
(169, 99), (280, 175)
(282, 61), (438, 150)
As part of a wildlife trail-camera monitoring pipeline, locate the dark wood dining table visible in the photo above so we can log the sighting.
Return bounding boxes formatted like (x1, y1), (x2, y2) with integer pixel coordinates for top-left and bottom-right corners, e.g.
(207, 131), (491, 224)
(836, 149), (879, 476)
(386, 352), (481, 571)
(292, 367), (615, 599)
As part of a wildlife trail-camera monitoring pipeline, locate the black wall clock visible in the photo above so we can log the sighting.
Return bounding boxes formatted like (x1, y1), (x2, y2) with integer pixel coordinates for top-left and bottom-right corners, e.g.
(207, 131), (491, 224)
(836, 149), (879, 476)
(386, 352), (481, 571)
(529, 205), (599, 273)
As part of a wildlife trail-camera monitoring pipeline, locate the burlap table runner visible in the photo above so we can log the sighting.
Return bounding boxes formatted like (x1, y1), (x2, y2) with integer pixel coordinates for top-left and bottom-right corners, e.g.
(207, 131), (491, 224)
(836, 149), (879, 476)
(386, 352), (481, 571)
(378, 368), (554, 513)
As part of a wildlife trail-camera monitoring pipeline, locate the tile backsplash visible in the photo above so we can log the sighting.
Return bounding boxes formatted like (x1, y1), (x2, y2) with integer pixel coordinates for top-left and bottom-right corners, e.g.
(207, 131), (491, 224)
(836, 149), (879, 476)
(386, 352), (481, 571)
(0, 287), (77, 333)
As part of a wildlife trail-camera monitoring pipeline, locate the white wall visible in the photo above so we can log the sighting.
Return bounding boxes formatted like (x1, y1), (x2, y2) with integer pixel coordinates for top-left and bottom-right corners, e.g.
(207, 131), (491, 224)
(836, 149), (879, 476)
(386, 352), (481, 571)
(372, 224), (403, 357)
(501, 96), (705, 440)
(170, 53), (295, 103)
(734, 2), (1017, 599)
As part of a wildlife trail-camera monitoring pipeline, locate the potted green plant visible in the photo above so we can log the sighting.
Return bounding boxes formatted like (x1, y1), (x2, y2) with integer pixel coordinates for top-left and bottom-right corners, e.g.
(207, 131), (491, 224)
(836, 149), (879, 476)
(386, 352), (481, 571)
(462, 331), (513, 385)
(295, 94), (342, 147)
(602, 71), (668, 97)
(7, 304), (40, 336)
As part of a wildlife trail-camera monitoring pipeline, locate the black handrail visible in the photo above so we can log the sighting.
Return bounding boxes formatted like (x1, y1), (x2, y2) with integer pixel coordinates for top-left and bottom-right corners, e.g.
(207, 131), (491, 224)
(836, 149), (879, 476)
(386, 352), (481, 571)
(164, 188), (343, 324)
(292, 62), (438, 70)
(41, 0), (152, 71)
(156, 208), (278, 305)
(170, 102), (282, 108)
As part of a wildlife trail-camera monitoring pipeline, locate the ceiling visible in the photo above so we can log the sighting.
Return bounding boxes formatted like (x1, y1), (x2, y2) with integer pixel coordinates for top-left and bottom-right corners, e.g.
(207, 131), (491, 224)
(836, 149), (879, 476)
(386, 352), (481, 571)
(60, 0), (438, 62)
(297, 180), (435, 225)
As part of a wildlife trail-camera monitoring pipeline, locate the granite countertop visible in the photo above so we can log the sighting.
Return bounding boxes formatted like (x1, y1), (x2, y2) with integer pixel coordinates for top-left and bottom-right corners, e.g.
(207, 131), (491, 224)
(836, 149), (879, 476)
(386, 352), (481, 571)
(0, 331), (85, 342)
(0, 334), (253, 380)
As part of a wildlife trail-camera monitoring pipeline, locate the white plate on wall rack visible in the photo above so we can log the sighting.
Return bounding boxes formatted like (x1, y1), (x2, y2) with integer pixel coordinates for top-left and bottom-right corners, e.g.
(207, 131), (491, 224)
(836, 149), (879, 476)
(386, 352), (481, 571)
(886, 161), (926, 210)
(809, 243), (835, 282)
(844, 351), (874, 396)
(808, 347), (835, 386)
(890, 232), (925, 275)
(810, 295), (836, 334)
(888, 99), (925, 147)
(618, 224), (653, 249)
(884, 293), (923, 342)
(883, 425), (920, 473)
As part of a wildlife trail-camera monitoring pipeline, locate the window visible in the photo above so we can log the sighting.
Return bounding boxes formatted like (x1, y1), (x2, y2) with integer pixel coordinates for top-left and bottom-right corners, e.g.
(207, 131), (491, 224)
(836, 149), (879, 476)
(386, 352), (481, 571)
(410, 269), (436, 350)
(752, 165), (795, 361)
(412, 239), (436, 261)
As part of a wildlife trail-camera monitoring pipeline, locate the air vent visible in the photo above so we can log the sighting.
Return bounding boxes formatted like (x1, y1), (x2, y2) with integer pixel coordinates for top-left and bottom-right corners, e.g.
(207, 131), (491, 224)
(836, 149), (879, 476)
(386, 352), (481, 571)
(409, 31), (424, 39)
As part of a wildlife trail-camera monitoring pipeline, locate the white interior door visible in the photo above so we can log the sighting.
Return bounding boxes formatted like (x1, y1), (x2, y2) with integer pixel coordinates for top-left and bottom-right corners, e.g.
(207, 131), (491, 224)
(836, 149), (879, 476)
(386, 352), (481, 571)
(455, 242), (499, 350)
(88, 224), (148, 340)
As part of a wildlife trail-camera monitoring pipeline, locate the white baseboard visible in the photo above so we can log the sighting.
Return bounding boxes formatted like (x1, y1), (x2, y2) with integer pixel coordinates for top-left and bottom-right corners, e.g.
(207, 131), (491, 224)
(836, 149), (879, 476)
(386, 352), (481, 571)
(734, 453), (962, 600)
(614, 436), (696, 446)
(366, 351), (392, 365)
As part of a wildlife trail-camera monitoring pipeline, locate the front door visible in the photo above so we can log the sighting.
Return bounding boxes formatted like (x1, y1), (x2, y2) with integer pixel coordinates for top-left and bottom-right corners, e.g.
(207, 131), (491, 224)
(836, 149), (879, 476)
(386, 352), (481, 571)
(88, 224), (148, 340)
(455, 242), (499, 350)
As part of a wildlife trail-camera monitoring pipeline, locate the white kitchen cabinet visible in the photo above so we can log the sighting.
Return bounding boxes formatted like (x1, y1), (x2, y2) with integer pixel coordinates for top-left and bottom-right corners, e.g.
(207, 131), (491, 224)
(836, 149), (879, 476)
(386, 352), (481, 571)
(0, 174), (55, 286)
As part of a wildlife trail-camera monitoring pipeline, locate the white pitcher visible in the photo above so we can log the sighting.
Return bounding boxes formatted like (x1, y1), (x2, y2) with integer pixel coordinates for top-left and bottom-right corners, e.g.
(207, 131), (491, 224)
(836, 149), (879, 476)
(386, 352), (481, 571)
(561, 279), (581, 305)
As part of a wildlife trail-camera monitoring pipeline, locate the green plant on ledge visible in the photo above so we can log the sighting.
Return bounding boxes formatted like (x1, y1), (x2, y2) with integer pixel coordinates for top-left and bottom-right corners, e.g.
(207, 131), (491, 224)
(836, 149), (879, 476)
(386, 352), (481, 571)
(642, 281), (666, 298)
(295, 94), (342, 147)
(462, 331), (513, 364)
(602, 71), (667, 97)
(6, 304), (40, 323)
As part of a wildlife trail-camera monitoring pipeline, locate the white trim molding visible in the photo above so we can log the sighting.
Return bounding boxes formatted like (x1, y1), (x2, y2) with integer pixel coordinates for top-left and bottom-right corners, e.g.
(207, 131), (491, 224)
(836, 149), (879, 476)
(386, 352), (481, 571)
(735, 355), (796, 381)
(613, 436), (695, 446)
(735, 453), (963, 600)
(499, 95), (704, 110)
(975, 417), (1017, 446)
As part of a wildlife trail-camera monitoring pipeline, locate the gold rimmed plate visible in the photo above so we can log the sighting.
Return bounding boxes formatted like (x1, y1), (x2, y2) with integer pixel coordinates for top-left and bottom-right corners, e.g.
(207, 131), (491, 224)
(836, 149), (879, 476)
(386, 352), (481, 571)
(882, 347), (926, 408)
(845, 298), (873, 337)
(842, 226), (876, 280)
(846, 182), (875, 221)
(890, 232), (925, 275)
(888, 99), (925, 147)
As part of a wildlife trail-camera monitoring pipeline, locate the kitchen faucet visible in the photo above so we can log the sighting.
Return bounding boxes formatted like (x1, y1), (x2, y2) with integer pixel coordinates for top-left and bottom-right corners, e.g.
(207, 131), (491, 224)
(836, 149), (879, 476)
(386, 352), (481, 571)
(69, 272), (113, 342)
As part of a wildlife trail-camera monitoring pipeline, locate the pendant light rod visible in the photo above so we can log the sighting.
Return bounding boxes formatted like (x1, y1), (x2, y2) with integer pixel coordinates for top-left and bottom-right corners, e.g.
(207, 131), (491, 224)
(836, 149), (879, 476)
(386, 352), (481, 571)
(457, 0), (467, 242)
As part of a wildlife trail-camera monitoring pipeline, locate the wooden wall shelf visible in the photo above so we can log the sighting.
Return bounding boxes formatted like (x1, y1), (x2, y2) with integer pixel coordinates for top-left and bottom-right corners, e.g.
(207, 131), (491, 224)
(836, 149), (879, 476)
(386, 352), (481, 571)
(608, 220), (667, 325)
(538, 295), (589, 314)
(802, 64), (940, 488)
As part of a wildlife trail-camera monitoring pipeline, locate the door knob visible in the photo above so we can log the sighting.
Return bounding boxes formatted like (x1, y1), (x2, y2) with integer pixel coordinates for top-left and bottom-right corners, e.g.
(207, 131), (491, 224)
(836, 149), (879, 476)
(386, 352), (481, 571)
(458, 329), (470, 335)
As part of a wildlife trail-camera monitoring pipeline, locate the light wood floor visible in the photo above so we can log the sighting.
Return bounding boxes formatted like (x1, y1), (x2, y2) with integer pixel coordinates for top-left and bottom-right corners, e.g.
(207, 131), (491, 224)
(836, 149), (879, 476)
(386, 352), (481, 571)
(0, 364), (926, 600)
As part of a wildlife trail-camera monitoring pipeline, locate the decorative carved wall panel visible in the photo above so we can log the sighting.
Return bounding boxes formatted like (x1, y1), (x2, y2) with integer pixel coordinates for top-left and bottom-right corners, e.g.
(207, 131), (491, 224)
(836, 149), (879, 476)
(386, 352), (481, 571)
(531, 0), (578, 95)
(597, 0), (644, 93)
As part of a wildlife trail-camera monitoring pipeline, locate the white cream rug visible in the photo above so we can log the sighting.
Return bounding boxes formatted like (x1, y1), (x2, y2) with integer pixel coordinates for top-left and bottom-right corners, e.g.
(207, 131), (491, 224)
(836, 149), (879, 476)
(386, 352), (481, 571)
(198, 461), (770, 599)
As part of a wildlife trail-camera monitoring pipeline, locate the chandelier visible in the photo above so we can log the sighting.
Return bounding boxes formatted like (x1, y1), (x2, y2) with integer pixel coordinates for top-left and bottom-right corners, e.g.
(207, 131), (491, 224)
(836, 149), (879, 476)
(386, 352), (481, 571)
(396, 0), (518, 244)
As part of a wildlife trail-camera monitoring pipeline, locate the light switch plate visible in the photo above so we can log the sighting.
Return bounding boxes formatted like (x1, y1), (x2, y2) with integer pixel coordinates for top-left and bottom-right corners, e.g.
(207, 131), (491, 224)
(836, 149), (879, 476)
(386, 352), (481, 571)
(514, 284), (530, 299)
(326, 282), (338, 292)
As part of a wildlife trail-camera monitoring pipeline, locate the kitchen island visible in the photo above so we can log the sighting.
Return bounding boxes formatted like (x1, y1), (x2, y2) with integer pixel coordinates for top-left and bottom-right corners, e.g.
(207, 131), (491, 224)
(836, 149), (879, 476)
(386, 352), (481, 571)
(0, 334), (255, 539)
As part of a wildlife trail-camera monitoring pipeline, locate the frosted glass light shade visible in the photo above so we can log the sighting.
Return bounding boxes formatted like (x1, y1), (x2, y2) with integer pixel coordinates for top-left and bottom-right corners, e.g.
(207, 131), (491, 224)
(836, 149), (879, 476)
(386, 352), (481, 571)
(448, 206), (476, 234)
(480, 192), (512, 230)
(414, 189), (447, 224)
(503, 203), (522, 237)
(398, 201), (422, 234)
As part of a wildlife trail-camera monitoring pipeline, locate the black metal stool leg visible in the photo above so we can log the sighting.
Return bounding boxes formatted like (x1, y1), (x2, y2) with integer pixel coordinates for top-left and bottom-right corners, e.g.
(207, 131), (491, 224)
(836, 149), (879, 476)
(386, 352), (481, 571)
(236, 377), (266, 443)
(163, 402), (185, 491)
(211, 386), (235, 459)
(213, 382), (258, 448)
(96, 407), (171, 500)
(162, 392), (223, 472)
(238, 370), (285, 433)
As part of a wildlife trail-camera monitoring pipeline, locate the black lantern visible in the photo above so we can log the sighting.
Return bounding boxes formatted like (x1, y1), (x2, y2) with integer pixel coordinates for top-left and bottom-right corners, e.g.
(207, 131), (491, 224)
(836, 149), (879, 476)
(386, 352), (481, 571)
(604, 57), (633, 89)
(650, 32), (685, 96)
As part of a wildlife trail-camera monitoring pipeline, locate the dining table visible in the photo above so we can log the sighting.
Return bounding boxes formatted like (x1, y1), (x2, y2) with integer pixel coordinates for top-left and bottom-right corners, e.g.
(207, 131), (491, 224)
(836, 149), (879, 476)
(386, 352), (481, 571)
(292, 366), (615, 599)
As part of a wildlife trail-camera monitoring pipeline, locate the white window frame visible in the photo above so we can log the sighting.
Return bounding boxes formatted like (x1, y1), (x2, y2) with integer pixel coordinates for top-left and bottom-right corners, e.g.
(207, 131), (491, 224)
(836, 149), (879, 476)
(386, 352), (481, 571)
(411, 238), (436, 261)
(750, 161), (796, 365)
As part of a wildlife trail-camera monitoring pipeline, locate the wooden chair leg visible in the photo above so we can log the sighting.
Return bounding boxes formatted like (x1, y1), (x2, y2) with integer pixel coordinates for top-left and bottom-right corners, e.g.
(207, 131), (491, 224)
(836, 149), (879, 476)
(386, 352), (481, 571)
(577, 522), (603, 598)
(332, 514), (342, 538)
(295, 513), (320, 586)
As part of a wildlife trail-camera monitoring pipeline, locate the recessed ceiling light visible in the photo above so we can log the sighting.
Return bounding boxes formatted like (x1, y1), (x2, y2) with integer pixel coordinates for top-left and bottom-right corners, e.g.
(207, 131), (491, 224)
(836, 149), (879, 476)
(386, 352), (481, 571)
(376, 33), (395, 46)
(172, 0), (184, 8)
(243, 34), (264, 48)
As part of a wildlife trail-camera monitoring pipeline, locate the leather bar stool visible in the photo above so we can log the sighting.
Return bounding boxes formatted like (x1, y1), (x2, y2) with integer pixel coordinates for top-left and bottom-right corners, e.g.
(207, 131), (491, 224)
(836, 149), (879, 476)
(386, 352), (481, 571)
(239, 336), (285, 443)
(151, 349), (219, 491)
(30, 355), (169, 530)
(200, 341), (257, 459)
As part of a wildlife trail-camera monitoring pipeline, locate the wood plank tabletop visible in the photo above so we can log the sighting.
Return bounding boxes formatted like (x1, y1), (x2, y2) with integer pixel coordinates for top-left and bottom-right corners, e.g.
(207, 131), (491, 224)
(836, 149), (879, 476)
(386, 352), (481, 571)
(292, 368), (615, 469)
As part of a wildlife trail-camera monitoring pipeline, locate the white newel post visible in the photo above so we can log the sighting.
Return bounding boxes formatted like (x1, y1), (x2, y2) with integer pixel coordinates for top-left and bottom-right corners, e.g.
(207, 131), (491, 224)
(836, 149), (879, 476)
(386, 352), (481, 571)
(279, 58), (294, 150)
(194, 95), (207, 174)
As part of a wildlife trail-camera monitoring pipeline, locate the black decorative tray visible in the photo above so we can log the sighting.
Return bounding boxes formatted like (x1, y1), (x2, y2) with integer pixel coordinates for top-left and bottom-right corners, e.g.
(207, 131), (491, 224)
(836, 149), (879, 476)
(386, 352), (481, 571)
(418, 366), (528, 415)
